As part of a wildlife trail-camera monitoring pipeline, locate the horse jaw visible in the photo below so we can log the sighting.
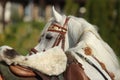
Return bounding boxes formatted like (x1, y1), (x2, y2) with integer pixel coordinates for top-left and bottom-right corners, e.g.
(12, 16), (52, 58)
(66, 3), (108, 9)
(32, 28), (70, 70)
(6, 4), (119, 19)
(52, 6), (62, 23)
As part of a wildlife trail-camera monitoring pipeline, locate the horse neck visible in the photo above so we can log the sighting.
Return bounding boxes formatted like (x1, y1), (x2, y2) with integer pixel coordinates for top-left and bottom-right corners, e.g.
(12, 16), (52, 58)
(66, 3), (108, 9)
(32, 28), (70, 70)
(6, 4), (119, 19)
(67, 16), (102, 47)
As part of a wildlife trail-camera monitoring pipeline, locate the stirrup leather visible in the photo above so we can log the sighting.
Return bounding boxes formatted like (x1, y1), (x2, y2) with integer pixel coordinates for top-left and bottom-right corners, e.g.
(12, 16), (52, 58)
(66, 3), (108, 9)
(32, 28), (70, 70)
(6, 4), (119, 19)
(9, 65), (36, 77)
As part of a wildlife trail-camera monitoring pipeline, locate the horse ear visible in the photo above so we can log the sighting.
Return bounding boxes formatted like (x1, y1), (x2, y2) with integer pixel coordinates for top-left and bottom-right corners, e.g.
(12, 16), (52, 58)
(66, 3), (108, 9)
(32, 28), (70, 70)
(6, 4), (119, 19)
(52, 6), (62, 23)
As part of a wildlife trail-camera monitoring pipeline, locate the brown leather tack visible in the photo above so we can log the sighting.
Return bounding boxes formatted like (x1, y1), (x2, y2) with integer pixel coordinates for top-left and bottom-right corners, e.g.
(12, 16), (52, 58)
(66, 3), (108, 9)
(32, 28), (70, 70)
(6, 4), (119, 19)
(64, 63), (90, 80)
(108, 72), (115, 80)
(84, 47), (92, 55)
(0, 74), (3, 80)
(92, 55), (115, 80)
(100, 62), (115, 80)
(9, 65), (36, 77)
(64, 53), (90, 80)
(99, 62), (106, 70)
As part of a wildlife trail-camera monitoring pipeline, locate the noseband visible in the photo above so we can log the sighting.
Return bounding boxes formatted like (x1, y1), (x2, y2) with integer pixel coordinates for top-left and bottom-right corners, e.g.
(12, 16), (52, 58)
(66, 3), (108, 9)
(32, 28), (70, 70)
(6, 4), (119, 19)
(30, 17), (70, 54)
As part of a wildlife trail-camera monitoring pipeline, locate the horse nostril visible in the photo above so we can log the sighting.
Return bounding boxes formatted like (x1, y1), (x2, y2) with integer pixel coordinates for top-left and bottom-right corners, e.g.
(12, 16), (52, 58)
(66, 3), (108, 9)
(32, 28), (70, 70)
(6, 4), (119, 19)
(4, 49), (19, 59)
(46, 34), (53, 40)
(30, 48), (38, 54)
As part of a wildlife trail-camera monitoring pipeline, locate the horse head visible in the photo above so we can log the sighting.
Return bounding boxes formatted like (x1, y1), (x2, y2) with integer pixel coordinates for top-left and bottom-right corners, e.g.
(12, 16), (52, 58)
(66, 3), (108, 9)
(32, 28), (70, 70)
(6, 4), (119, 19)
(32, 7), (95, 53)
(32, 7), (69, 53)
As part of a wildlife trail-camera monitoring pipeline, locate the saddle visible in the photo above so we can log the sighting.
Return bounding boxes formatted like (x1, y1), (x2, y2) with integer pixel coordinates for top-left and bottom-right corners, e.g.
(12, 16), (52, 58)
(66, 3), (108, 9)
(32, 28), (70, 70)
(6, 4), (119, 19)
(9, 65), (51, 80)
(9, 65), (36, 77)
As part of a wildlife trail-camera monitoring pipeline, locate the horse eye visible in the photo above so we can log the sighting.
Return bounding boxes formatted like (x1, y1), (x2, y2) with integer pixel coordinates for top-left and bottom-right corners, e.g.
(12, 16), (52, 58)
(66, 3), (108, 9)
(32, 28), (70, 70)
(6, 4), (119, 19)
(38, 38), (41, 42)
(46, 34), (53, 40)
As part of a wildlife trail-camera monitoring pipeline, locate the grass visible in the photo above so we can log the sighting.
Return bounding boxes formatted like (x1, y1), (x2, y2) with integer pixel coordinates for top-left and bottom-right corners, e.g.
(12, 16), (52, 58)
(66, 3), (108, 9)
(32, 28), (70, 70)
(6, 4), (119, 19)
(0, 21), (45, 80)
(0, 21), (45, 55)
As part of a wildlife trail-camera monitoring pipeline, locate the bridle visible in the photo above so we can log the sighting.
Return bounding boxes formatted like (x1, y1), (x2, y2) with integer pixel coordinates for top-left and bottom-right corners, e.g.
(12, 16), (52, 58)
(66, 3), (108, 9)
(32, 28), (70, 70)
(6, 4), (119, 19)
(30, 17), (70, 54)
(48, 17), (70, 51)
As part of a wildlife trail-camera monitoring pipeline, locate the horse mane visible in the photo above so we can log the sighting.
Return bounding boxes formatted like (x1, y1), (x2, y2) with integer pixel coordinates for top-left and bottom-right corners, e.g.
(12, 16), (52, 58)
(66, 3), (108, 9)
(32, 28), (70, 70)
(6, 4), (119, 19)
(69, 16), (102, 38)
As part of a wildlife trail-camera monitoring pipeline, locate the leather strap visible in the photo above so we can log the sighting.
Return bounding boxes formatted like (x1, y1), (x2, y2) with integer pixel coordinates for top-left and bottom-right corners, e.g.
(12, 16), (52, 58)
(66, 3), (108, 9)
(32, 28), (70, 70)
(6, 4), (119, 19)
(92, 55), (115, 80)
(64, 52), (90, 80)
(9, 65), (36, 77)
(48, 17), (69, 50)
(75, 52), (109, 80)
(0, 74), (4, 80)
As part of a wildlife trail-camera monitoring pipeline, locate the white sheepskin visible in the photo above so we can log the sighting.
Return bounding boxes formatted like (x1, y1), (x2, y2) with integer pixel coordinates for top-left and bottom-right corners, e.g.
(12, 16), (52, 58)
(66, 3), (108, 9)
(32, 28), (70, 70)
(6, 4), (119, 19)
(0, 46), (67, 76)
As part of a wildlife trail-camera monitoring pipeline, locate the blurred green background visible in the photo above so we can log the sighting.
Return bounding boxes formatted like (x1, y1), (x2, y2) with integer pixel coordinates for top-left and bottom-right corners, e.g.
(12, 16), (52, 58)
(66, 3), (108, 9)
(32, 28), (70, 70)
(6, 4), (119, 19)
(0, 0), (120, 59)
(0, 21), (45, 55)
